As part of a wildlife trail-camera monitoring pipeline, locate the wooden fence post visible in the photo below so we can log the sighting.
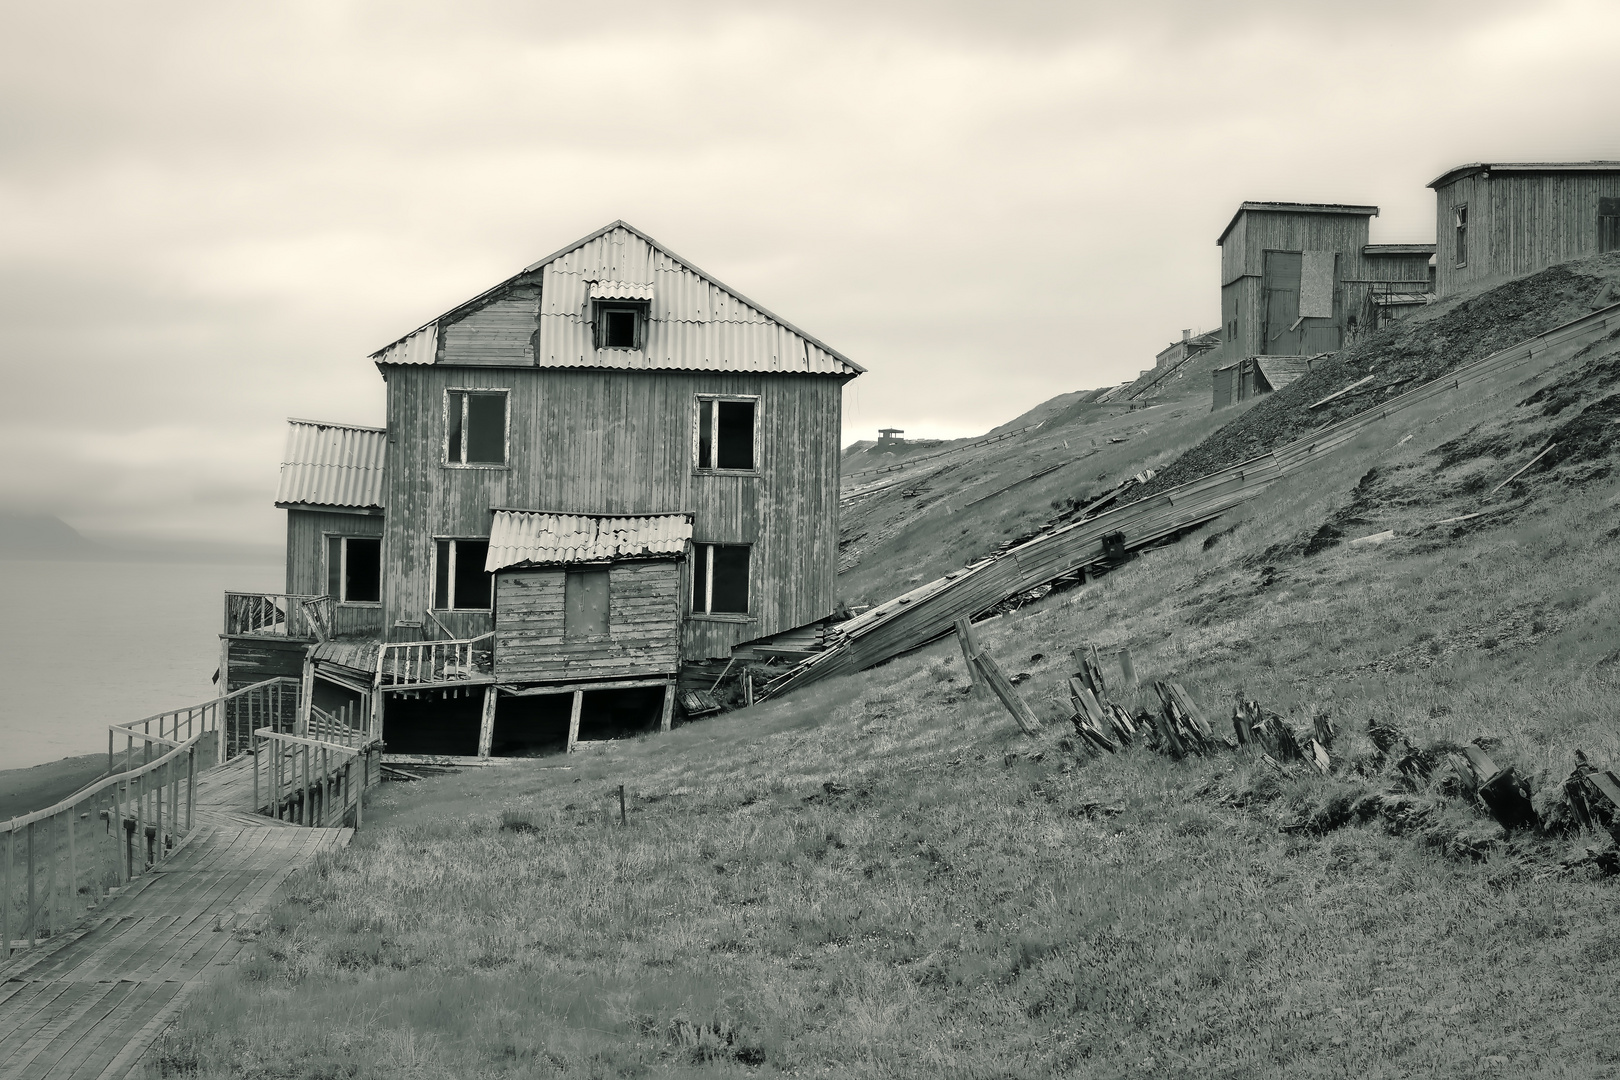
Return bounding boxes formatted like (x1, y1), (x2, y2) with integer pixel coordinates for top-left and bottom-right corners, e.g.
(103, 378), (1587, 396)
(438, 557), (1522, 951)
(954, 618), (988, 695)
(567, 691), (584, 753)
(477, 686), (498, 758)
(966, 640), (1042, 736)
(660, 680), (676, 733)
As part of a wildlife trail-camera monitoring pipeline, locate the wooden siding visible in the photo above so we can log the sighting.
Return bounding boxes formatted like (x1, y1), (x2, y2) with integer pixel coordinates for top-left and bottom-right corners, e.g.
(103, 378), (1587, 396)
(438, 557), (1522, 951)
(438, 283), (540, 366)
(1435, 171), (1620, 297)
(285, 508), (384, 595)
(380, 366), (841, 661)
(494, 560), (681, 682)
(1220, 208), (1431, 357)
(223, 637), (306, 692)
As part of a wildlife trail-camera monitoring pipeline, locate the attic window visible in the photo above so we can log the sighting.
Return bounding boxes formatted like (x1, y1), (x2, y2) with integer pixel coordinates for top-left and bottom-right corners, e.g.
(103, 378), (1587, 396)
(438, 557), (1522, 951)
(593, 301), (647, 350)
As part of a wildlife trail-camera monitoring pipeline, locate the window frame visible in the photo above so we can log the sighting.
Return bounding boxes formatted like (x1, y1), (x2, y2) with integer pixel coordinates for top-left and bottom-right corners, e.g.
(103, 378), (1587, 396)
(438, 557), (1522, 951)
(690, 541), (752, 620)
(324, 534), (382, 606)
(563, 566), (612, 642)
(431, 536), (494, 612)
(442, 387), (510, 469)
(1453, 204), (1468, 268)
(1599, 197), (1620, 255)
(692, 394), (762, 476)
(591, 299), (649, 351)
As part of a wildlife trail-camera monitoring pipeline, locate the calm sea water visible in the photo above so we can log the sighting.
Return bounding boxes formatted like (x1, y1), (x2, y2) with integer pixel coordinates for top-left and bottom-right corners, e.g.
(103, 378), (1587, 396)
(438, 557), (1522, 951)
(0, 558), (282, 770)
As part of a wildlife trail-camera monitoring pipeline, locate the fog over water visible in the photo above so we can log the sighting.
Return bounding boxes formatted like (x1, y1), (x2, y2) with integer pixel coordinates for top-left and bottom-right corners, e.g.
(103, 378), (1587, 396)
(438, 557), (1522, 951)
(0, 558), (280, 771)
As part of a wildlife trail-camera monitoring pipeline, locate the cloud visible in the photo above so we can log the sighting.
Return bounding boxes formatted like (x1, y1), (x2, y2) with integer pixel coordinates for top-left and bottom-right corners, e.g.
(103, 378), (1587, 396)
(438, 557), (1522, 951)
(0, 0), (1614, 542)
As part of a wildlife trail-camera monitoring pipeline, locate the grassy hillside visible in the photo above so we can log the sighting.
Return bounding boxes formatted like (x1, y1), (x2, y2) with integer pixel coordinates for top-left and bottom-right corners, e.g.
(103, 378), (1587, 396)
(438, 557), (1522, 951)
(152, 261), (1620, 1078)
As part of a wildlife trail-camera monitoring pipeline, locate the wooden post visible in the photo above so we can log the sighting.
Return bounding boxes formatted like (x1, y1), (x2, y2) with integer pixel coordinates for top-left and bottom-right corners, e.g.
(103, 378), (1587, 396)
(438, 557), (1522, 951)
(67, 808), (76, 923)
(107, 727), (114, 779)
(301, 745), (310, 825)
(186, 746), (195, 832)
(253, 737), (260, 815)
(954, 618), (988, 695)
(477, 686), (497, 758)
(971, 647), (1043, 737)
(2, 828), (10, 958)
(155, 760), (164, 863)
(27, 820), (36, 946)
(660, 679), (675, 733)
(1118, 646), (1137, 690)
(743, 671), (755, 707)
(619, 784), (627, 826)
(298, 660), (315, 737)
(355, 750), (364, 833)
(567, 690), (583, 753)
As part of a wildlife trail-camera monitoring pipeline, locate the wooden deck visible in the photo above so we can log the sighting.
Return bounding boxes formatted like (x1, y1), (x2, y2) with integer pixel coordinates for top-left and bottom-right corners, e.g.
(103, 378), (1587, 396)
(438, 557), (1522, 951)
(0, 756), (350, 1079)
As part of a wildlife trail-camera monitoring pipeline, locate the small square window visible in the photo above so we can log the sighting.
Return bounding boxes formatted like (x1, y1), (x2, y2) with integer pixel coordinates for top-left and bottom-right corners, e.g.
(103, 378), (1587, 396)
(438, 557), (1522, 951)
(593, 301), (647, 350)
(326, 536), (381, 603)
(692, 542), (749, 615)
(446, 390), (507, 466)
(695, 396), (757, 471)
(434, 538), (492, 610)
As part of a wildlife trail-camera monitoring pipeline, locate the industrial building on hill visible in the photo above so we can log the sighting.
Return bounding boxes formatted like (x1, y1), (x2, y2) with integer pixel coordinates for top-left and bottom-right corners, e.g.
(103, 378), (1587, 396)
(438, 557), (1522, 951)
(1429, 161), (1620, 297)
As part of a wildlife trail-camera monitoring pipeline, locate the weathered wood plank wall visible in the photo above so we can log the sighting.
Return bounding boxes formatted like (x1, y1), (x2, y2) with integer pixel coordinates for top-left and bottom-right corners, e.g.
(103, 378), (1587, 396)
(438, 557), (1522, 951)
(1434, 171), (1620, 297)
(381, 366), (841, 661)
(223, 638), (306, 692)
(285, 508), (384, 596)
(494, 560), (681, 682)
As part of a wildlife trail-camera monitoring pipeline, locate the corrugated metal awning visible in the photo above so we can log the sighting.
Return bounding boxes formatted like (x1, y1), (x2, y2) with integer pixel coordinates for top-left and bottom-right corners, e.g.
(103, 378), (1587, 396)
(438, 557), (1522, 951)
(275, 420), (387, 510)
(588, 280), (655, 301)
(486, 510), (693, 571)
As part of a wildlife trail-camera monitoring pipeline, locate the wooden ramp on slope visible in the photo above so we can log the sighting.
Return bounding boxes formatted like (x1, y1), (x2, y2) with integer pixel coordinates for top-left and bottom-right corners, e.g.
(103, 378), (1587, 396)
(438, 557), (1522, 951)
(0, 756), (349, 1080)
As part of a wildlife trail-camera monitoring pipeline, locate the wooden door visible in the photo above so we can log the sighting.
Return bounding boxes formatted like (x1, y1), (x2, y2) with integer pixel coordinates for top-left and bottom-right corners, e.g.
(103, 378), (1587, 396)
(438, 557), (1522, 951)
(1262, 250), (1342, 355)
(1262, 250), (1306, 355)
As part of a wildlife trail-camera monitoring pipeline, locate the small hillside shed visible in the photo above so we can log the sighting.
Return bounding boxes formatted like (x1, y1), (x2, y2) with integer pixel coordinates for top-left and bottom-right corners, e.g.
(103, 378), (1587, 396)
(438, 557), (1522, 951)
(1210, 356), (1313, 410)
(1218, 202), (1433, 360)
(1429, 162), (1620, 297)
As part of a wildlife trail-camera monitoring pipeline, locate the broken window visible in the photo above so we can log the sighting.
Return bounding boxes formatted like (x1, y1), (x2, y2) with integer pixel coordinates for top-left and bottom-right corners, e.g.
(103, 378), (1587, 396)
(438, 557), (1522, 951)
(593, 301), (647, 350)
(446, 390), (507, 466)
(695, 396), (757, 471)
(433, 538), (492, 610)
(1600, 198), (1620, 255)
(564, 568), (611, 639)
(691, 543), (749, 615)
(326, 536), (381, 603)
(1453, 205), (1468, 267)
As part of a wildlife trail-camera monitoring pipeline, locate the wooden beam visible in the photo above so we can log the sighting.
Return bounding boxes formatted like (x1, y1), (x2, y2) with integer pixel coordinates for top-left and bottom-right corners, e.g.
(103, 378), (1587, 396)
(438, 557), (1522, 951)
(477, 686), (498, 758)
(567, 690), (583, 753)
(660, 680), (675, 732)
(953, 618), (987, 695)
(971, 646), (1042, 737)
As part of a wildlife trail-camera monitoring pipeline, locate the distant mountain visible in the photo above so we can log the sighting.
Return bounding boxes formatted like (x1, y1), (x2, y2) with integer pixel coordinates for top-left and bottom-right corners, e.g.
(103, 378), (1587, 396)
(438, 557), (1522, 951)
(0, 511), (104, 559)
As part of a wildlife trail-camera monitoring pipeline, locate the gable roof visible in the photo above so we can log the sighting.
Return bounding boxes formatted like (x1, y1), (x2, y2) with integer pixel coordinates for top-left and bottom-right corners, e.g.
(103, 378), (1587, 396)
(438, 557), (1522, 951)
(371, 221), (863, 377)
(275, 419), (387, 511)
(485, 510), (693, 571)
(1428, 161), (1620, 189)
(1218, 201), (1380, 246)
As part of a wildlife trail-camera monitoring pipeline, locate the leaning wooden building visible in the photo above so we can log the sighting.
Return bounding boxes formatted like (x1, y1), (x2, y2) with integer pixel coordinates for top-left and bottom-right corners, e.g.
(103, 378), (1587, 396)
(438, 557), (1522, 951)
(220, 220), (862, 756)
(1429, 161), (1620, 298)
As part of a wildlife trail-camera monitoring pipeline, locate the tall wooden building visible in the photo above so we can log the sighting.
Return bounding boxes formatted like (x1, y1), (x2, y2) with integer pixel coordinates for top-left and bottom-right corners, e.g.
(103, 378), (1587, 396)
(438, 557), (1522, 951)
(223, 220), (861, 755)
(1217, 202), (1433, 361)
(1429, 162), (1620, 298)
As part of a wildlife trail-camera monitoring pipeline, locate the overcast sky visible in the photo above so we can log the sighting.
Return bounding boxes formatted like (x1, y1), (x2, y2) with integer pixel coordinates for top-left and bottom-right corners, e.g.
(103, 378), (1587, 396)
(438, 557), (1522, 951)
(2, 0), (1617, 547)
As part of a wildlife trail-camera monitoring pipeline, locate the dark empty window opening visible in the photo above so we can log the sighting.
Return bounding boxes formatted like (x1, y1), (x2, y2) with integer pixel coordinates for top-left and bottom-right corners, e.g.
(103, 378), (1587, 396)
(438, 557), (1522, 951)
(446, 390), (507, 466)
(326, 536), (381, 604)
(593, 301), (647, 350)
(434, 538), (492, 610)
(692, 542), (749, 615)
(564, 568), (611, 640)
(1454, 205), (1468, 267)
(1600, 198), (1620, 254)
(695, 396), (757, 471)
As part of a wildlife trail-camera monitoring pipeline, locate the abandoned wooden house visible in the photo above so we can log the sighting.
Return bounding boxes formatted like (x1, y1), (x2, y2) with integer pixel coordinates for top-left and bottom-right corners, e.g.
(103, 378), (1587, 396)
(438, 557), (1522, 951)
(1153, 328), (1221, 372)
(1429, 161), (1620, 298)
(219, 220), (862, 756)
(1217, 202), (1434, 361)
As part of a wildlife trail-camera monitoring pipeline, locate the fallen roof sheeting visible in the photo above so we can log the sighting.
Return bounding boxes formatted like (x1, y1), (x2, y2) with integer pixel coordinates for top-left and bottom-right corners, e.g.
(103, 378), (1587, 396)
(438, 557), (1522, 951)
(764, 299), (1620, 699)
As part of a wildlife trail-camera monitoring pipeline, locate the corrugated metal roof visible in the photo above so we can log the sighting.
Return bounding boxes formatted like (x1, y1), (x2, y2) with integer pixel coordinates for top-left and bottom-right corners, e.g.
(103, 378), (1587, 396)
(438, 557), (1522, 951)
(486, 510), (693, 571)
(275, 420), (387, 510)
(371, 221), (862, 376)
(589, 280), (655, 301)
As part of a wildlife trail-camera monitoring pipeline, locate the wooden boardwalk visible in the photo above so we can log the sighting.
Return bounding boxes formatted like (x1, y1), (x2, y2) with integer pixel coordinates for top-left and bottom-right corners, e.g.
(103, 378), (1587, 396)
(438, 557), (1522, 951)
(0, 756), (350, 1080)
